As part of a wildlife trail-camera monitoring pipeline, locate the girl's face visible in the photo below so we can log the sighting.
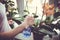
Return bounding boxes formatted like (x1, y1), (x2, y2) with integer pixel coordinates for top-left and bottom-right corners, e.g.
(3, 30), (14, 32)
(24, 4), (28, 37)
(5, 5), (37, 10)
(8, 19), (13, 25)
(44, 4), (54, 16)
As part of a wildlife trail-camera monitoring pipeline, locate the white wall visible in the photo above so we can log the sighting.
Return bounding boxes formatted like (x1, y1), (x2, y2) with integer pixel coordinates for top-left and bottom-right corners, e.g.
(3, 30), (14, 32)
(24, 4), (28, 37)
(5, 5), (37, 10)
(17, 0), (24, 16)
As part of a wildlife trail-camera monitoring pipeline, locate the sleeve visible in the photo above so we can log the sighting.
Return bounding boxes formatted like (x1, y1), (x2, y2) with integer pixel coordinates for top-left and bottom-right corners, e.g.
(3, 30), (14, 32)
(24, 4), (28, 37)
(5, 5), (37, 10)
(0, 13), (3, 32)
(0, 3), (11, 32)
